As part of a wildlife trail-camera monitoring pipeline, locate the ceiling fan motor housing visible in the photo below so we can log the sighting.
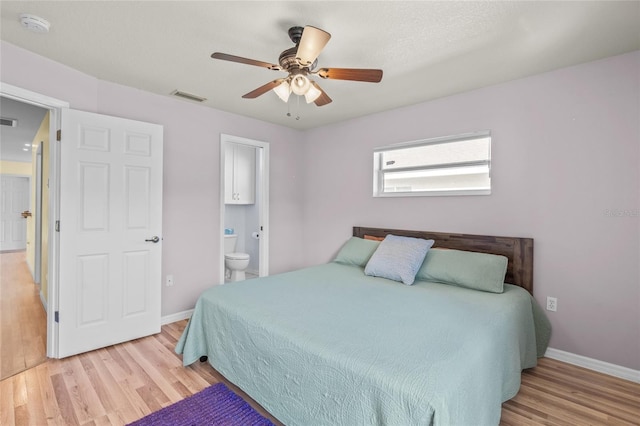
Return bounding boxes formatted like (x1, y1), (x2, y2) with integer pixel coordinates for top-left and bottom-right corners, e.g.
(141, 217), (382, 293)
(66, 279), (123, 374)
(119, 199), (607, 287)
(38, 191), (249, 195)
(278, 47), (299, 71)
(288, 26), (305, 44)
(280, 27), (319, 72)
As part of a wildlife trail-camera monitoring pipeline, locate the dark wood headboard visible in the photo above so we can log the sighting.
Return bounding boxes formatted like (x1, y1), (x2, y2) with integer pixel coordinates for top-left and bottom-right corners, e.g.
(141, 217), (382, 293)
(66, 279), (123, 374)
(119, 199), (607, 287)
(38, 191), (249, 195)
(353, 226), (534, 294)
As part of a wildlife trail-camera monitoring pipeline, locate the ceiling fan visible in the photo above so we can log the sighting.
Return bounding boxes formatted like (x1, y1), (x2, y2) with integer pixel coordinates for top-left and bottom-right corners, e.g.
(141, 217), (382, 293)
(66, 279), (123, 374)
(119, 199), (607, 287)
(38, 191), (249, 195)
(211, 25), (383, 107)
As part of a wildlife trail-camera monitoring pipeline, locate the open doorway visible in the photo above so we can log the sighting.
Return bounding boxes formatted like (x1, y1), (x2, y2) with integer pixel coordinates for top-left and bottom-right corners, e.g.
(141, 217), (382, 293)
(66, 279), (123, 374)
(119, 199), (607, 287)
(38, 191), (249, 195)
(1, 82), (69, 364)
(0, 96), (49, 379)
(2, 83), (166, 361)
(220, 134), (269, 284)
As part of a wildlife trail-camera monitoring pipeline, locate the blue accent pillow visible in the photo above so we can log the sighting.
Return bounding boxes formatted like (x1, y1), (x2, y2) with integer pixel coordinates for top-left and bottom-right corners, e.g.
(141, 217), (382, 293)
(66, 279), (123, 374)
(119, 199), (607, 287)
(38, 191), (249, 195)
(415, 248), (508, 293)
(364, 235), (434, 285)
(334, 237), (381, 267)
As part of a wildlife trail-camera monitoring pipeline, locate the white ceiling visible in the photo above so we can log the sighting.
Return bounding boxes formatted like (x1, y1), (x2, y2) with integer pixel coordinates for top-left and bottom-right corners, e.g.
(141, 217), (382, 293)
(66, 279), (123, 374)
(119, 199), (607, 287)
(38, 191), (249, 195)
(1, 1), (639, 132)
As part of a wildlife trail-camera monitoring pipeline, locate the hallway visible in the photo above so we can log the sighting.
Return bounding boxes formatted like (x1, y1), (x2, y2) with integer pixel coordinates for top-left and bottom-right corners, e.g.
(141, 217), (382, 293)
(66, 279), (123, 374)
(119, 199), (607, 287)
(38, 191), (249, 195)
(0, 251), (47, 379)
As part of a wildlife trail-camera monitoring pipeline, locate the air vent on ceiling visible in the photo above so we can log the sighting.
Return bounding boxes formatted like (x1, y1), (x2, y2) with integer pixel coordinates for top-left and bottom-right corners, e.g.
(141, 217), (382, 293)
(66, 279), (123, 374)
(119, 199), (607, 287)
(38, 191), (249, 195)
(170, 90), (207, 103)
(0, 117), (18, 127)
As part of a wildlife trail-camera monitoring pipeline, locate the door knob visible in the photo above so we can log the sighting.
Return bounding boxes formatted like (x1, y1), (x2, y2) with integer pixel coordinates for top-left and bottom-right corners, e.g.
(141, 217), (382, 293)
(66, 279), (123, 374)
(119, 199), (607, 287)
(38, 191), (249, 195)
(21, 210), (32, 218)
(145, 236), (160, 243)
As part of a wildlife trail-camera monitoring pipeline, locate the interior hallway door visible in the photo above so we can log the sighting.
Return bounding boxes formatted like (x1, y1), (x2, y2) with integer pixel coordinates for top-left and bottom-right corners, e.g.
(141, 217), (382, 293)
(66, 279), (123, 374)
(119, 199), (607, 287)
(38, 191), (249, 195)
(0, 175), (29, 252)
(58, 108), (163, 358)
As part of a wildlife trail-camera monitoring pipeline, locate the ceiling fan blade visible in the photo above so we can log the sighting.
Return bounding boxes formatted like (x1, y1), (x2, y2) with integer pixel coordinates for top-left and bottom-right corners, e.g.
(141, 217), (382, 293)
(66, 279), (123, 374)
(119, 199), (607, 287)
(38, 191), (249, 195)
(317, 68), (383, 83)
(311, 81), (332, 107)
(242, 79), (285, 99)
(296, 26), (331, 66)
(211, 52), (281, 70)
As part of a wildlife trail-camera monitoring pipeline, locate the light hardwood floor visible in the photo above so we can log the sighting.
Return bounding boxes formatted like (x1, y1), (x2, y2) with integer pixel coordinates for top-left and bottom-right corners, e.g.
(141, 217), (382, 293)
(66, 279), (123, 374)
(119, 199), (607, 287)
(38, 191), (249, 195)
(1, 319), (638, 426)
(0, 251), (47, 380)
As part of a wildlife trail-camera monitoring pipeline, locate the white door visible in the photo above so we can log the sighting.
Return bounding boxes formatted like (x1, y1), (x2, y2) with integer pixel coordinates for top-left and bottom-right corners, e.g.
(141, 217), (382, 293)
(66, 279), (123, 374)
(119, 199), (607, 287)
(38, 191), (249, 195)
(58, 109), (163, 358)
(0, 176), (29, 251)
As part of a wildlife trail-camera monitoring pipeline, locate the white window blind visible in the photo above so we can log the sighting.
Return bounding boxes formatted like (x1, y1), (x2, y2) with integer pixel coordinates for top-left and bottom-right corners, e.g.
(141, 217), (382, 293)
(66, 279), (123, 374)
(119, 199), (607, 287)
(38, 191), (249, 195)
(373, 131), (491, 197)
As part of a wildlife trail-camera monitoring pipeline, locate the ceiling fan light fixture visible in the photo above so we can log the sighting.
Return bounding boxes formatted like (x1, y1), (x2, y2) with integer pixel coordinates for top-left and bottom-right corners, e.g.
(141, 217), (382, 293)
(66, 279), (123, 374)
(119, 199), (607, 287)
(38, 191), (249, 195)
(273, 80), (291, 102)
(304, 83), (322, 103)
(296, 26), (331, 66)
(291, 74), (311, 96)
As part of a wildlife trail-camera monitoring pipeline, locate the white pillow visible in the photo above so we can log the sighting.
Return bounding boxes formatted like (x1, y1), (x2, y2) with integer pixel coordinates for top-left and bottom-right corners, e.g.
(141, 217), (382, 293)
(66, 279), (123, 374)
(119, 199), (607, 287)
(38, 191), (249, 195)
(364, 234), (434, 285)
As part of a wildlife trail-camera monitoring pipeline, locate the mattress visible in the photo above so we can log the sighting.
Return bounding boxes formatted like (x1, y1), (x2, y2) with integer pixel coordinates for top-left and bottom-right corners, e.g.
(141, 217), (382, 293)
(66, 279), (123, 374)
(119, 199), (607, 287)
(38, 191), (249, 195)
(176, 262), (550, 426)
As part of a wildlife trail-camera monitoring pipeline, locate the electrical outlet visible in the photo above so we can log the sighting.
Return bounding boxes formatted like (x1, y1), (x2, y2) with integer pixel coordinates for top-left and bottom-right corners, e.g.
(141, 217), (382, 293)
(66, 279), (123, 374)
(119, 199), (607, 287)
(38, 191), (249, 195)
(546, 296), (557, 312)
(166, 274), (174, 287)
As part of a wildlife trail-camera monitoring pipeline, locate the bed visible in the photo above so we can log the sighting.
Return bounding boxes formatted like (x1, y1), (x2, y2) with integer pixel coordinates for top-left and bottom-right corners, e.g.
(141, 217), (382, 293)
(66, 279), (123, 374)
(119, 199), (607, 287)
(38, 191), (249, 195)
(176, 227), (551, 426)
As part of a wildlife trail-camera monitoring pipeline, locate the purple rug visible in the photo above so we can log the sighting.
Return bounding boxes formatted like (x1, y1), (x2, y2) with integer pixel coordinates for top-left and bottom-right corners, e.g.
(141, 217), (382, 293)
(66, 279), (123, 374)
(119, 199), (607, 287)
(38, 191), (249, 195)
(127, 382), (275, 426)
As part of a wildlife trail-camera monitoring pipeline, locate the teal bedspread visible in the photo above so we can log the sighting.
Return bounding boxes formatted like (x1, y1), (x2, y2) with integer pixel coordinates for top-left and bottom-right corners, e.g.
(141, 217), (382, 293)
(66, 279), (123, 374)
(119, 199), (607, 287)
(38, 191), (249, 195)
(176, 262), (550, 426)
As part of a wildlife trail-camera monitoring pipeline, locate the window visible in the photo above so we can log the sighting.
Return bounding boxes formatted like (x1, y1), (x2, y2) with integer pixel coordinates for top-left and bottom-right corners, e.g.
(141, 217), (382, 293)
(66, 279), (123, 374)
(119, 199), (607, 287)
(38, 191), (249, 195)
(373, 131), (491, 197)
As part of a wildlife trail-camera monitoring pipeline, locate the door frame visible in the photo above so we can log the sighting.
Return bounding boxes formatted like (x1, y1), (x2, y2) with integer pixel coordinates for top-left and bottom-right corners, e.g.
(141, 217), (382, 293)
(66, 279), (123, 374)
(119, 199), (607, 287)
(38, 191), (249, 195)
(34, 141), (43, 285)
(219, 134), (269, 284)
(1, 82), (69, 358)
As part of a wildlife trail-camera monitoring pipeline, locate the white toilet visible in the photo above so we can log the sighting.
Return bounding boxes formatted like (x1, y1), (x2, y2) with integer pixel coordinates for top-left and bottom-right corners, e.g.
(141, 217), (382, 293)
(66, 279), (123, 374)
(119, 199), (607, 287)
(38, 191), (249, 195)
(224, 234), (250, 282)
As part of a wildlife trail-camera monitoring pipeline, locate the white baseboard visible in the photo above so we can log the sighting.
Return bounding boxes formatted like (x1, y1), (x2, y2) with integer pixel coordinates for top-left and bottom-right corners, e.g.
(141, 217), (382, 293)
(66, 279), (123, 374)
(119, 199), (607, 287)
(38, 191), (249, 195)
(161, 309), (194, 325)
(545, 347), (640, 383)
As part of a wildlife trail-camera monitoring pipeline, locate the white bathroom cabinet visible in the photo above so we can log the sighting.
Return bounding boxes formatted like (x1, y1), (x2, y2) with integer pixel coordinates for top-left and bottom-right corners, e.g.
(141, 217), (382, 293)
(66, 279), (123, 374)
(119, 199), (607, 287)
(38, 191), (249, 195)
(225, 143), (256, 204)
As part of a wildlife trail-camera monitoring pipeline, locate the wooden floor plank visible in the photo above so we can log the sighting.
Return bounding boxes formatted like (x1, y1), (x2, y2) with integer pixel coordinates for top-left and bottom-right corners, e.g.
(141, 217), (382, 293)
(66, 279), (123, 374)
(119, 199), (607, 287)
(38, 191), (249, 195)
(0, 376), (16, 425)
(1, 319), (639, 426)
(62, 356), (107, 423)
(49, 373), (79, 426)
(10, 373), (27, 408)
(34, 363), (64, 425)
(121, 338), (184, 405)
(77, 354), (117, 414)
(115, 342), (173, 408)
(0, 251), (47, 380)
(513, 386), (612, 425)
(505, 358), (640, 426)
(85, 349), (141, 422)
(102, 347), (134, 383)
(524, 376), (640, 424)
(23, 366), (48, 425)
(112, 376), (152, 422)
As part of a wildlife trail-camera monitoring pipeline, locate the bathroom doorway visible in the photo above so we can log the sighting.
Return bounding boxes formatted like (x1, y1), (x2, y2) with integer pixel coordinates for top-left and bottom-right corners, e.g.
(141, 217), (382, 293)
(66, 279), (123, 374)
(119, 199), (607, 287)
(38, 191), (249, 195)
(219, 134), (269, 284)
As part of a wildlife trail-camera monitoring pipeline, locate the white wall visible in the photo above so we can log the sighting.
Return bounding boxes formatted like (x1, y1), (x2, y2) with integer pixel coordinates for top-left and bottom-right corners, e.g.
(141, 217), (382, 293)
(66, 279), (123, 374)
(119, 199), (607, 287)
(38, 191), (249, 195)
(301, 51), (640, 371)
(1, 41), (306, 316)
